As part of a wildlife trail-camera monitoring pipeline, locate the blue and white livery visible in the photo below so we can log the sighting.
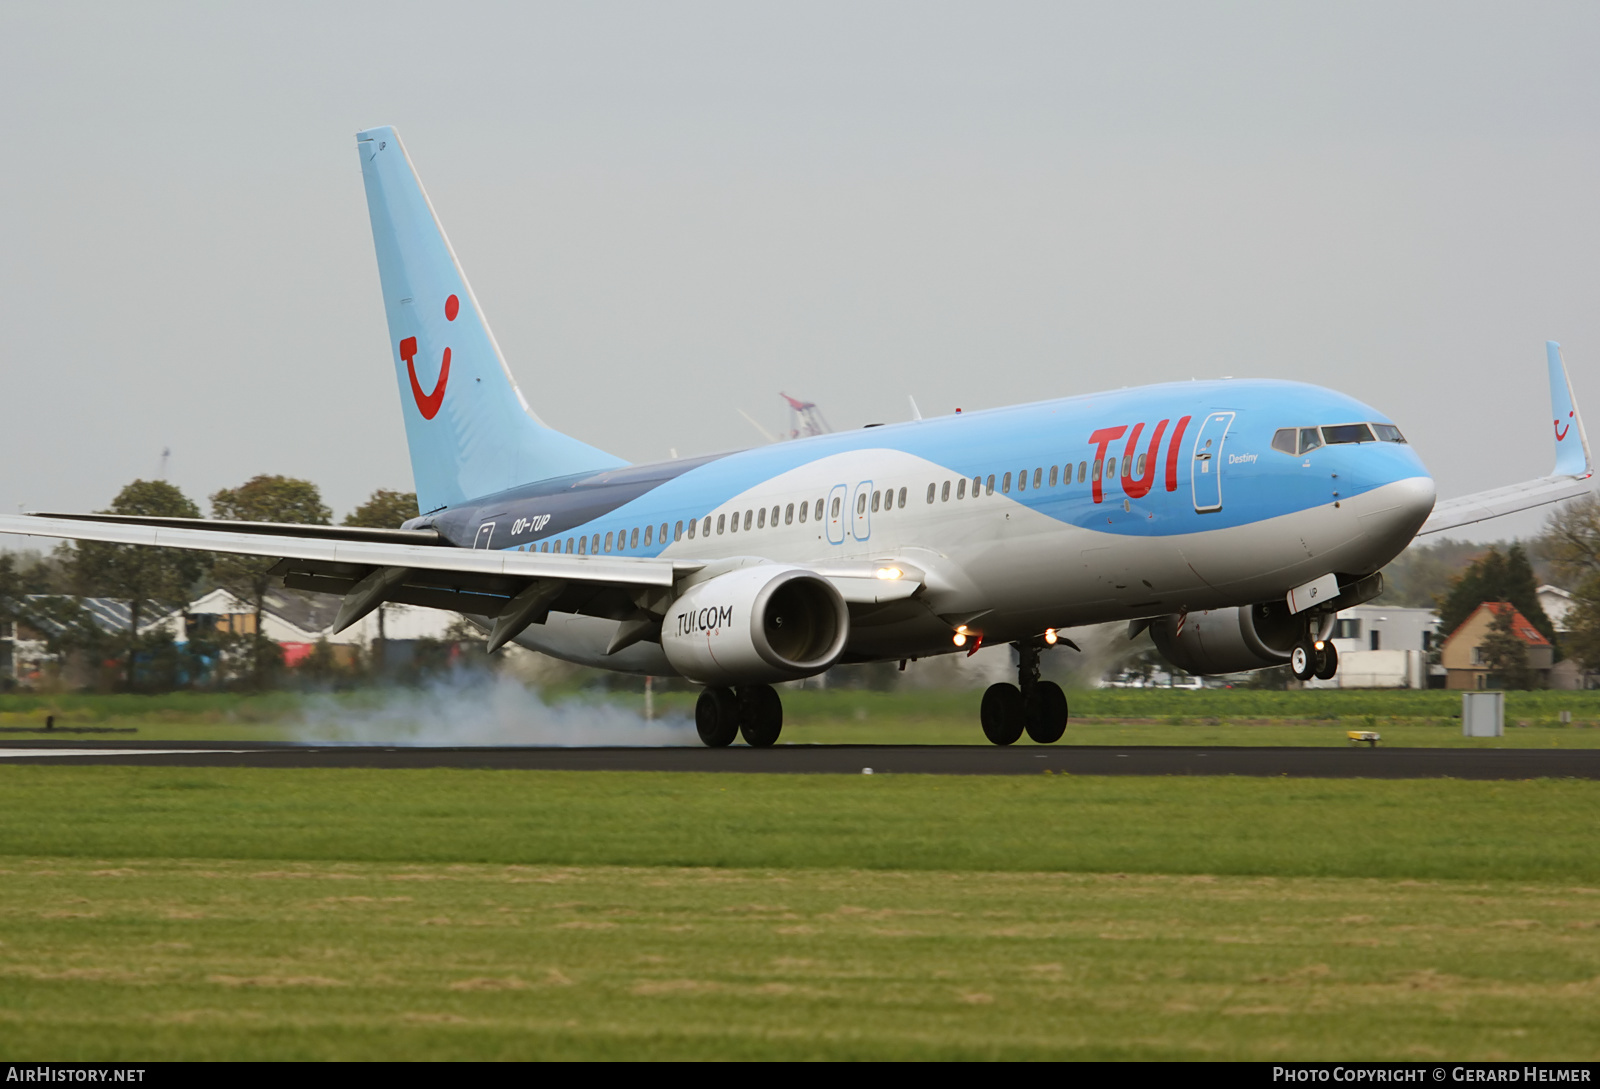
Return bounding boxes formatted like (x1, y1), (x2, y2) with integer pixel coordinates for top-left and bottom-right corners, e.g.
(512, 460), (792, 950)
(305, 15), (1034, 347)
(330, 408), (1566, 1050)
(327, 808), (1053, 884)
(4, 126), (1591, 746)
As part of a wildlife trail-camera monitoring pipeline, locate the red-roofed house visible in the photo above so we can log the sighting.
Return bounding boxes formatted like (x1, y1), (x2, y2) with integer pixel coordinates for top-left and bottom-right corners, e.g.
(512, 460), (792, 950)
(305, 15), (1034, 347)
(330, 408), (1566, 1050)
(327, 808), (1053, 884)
(1439, 602), (1554, 690)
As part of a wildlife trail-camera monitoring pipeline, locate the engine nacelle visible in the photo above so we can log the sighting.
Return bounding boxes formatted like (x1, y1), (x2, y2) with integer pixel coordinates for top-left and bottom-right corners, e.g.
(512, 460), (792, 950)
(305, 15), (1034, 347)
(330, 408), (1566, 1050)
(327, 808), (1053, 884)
(661, 566), (850, 686)
(1149, 601), (1303, 676)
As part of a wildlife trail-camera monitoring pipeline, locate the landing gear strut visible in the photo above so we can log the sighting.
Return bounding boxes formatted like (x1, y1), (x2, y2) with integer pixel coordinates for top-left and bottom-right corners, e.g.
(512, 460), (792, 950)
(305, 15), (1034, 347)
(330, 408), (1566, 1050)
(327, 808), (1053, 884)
(980, 642), (1069, 746)
(695, 684), (784, 748)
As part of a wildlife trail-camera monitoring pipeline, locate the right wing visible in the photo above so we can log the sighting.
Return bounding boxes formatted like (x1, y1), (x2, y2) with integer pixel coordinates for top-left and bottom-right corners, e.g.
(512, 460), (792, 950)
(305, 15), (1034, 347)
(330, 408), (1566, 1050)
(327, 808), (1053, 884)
(1417, 341), (1594, 536)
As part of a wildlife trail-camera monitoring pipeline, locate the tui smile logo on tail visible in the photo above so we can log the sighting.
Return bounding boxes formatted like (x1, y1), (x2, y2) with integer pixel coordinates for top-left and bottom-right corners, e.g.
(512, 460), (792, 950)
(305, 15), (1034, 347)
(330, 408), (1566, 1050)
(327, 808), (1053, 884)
(1556, 411), (1573, 442)
(399, 294), (459, 420)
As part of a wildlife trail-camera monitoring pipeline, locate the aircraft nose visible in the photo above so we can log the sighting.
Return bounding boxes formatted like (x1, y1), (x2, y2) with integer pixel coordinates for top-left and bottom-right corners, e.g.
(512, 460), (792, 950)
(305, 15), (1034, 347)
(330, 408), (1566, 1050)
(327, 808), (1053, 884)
(1360, 475), (1436, 557)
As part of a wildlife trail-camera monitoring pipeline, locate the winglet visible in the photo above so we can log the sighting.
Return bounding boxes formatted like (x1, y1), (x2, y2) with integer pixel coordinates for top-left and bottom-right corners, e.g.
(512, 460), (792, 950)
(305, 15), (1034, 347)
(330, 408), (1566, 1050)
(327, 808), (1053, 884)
(1547, 341), (1592, 478)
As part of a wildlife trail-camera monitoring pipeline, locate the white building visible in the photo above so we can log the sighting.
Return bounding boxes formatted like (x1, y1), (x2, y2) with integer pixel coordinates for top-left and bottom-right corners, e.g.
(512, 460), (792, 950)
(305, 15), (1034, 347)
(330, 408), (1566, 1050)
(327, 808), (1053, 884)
(1307, 604), (1441, 689)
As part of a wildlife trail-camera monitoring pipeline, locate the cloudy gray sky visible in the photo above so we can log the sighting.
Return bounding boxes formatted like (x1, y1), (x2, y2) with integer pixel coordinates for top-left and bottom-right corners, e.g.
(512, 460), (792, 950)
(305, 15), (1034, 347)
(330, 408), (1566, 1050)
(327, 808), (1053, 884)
(3, 2), (1597, 541)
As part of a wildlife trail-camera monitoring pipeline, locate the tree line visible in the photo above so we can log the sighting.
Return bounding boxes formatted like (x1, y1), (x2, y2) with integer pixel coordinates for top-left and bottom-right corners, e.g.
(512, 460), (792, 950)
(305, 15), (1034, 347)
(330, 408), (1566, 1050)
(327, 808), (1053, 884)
(0, 477), (418, 692)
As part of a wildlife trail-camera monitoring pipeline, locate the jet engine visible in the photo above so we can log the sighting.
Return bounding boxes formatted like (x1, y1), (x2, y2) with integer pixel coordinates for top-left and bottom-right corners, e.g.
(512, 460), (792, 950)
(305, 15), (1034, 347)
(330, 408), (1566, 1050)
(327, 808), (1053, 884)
(660, 565), (850, 686)
(1149, 601), (1304, 676)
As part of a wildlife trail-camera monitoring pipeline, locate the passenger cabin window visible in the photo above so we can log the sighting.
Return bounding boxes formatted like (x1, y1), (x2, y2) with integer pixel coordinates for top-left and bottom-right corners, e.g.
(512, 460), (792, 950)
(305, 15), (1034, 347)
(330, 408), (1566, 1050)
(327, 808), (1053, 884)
(1002, 472), (1012, 493)
(745, 510), (753, 530)
(785, 503), (794, 524)
(758, 507), (767, 528)
(957, 478), (966, 499)
(592, 534), (600, 554)
(541, 542), (549, 552)
(1034, 468), (1042, 489)
(927, 484), (936, 504)
(660, 522), (668, 542)
(797, 502), (807, 523)
(872, 491), (880, 513)
(814, 499), (824, 521)
(604, 531), (613, 553)
(1078, 461), (1087, 483)
(675, 520), (684, 541)
(703, 517), (712, 537)
(631, 527), (640, 548)
(1107, 457), (1116, 477)
(687, 519), (696, 539)
(717, 515), (726, 534)
(770, 505), (779, 525)
(1272, 428), (1298, 455)
(856, 494), (867, 515)
(578, 536), (587, 555)
(898, 487), (907, 508)
(729, 513), (739, 533)
(831, 497), (842, 518)
(1373, 423), (1407, 443)
(566, 537), (575, 553)
(986, 474), (995, 495)
(1048, 465), (1058, 487)
(1135, 454), (1146, 477)
(1016, 470), (1025, 492)
(941, 481), (950, 502)
(1322, 423), (1375, 445)
(971, 476), (981, 497)
(1093, 460), (1102, 481)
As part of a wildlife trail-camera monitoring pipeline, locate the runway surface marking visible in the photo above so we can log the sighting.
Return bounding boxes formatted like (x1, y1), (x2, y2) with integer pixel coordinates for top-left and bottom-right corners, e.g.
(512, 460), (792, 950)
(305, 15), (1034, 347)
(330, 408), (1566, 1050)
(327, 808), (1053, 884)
(0, 742), (1595, 779)
(0, 748), (252, 759)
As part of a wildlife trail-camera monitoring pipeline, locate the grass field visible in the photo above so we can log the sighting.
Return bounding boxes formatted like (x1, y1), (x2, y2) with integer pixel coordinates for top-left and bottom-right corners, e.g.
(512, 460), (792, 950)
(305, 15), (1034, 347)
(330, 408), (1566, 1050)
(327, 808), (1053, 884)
(7, 687), (1600, 747)
(0, 768), (1597, 1060)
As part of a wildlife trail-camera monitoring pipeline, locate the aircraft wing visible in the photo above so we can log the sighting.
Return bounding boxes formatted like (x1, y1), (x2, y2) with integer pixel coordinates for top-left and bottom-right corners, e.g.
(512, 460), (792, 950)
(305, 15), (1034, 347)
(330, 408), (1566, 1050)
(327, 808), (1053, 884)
(0, 512), (924, 653)
(1417, 341), (1594, 537)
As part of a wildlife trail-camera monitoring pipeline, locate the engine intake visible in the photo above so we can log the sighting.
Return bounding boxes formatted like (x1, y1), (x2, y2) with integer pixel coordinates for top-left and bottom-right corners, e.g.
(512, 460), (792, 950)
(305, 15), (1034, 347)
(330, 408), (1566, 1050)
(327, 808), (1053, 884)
(661, 566), (850, 686)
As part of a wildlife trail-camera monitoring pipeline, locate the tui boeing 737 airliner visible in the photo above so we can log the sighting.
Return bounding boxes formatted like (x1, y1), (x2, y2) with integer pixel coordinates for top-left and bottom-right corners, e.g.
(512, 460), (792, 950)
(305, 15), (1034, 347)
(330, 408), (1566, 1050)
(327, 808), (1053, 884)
(3, 126), (1593, 747)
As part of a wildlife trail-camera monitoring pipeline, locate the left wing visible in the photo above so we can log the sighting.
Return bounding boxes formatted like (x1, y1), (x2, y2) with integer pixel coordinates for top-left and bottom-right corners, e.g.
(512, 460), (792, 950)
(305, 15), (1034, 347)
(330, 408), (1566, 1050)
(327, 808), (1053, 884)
(1418, 341), (1594, 536)
(0, 513), (922, 654)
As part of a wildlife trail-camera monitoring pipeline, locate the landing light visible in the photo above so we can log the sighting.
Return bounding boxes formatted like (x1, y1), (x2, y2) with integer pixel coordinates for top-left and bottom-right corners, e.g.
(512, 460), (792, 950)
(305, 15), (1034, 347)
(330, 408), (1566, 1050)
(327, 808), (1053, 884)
(1044, 628), (1059, 645)
(952, 632), (967, 647)
(875, 566), (903, 580)
(1314, 640), (1325, 651)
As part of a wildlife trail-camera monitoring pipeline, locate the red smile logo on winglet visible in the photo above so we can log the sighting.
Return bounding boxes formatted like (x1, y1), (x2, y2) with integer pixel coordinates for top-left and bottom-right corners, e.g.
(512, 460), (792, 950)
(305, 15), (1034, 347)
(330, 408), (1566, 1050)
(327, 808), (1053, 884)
(400, 294), (459, 420)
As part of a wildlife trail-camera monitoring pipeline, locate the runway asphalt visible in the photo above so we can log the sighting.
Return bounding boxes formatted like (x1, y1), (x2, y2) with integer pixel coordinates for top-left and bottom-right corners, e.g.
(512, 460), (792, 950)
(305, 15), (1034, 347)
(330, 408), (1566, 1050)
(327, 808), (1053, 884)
(0, 740), (1596, 779)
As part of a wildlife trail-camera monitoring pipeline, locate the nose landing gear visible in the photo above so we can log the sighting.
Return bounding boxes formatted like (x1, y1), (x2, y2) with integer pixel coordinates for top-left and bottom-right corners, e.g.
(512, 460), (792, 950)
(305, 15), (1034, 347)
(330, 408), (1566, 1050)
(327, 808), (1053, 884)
(1290, 619), (1340, 682)
(980, 641), (1070, 746)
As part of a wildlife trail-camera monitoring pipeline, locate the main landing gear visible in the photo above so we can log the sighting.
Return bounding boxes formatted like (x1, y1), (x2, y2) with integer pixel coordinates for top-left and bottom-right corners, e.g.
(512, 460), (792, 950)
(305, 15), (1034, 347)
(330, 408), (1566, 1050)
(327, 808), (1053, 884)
(980, 641), (1069, 746)
(696, 685), (783, 748)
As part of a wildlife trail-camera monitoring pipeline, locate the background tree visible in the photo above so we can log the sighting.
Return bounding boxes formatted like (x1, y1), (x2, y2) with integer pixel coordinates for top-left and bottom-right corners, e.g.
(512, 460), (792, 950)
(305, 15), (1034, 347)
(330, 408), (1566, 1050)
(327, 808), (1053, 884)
(1536, 493), (1600, 584)
(1436, 544), (1555, 646)
(342, 489), (417, 678)
(1478, 604), (1538, 690)
(210, 475), (330, 688)
(66, 480), (207, 691)
(344, 489), (418, 530)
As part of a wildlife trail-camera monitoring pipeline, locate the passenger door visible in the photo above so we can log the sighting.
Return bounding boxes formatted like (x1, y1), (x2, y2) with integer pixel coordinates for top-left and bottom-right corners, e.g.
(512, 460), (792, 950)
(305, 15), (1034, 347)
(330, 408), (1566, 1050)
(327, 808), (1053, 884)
(1190, 412), (1235, 513)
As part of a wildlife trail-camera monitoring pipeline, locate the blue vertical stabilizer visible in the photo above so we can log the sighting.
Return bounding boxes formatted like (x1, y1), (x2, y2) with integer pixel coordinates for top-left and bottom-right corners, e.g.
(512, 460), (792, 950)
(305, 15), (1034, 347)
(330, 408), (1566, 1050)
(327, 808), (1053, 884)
(357, 126), (625, 514)
(1546, 341), (1592, 478)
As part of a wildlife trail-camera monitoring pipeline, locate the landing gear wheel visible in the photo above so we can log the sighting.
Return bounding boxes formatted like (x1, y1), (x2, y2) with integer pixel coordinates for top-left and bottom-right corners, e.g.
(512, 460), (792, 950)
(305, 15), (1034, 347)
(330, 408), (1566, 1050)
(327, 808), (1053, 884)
(1290, 642), (1316, 681)
(695, 687), (740, 747)
(737, 685), (783, 747)
(1025, 680), (1069, 744)
(980, 683), (1025, 746)
(1313, 641), (1339, 681)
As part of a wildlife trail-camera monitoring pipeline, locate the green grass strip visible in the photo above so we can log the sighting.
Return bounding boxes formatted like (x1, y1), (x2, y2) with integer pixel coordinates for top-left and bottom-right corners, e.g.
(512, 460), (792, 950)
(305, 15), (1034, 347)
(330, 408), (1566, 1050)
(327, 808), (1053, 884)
(2, 768), (1597, 882)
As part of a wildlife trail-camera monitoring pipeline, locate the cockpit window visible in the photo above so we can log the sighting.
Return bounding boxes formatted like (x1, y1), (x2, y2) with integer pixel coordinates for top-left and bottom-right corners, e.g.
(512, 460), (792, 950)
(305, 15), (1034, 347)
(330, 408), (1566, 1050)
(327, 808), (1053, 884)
(1271, 429), (1298, 454)
(1298, 428), (1323, 454)
(1372, 423), (1406, 443)
(1321, 423), (1375, 445)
